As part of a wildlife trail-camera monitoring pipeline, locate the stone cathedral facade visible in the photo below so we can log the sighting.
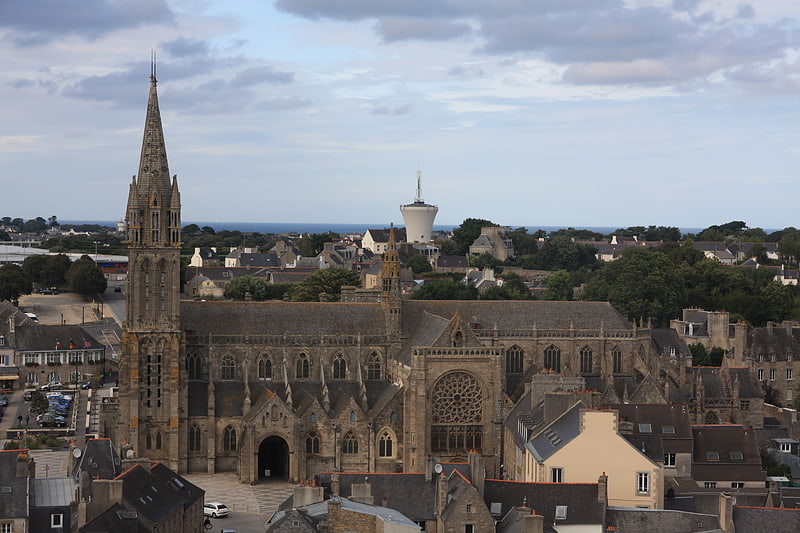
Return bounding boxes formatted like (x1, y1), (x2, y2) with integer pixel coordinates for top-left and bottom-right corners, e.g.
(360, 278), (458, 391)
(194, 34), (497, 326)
(104, 74), (756, 484)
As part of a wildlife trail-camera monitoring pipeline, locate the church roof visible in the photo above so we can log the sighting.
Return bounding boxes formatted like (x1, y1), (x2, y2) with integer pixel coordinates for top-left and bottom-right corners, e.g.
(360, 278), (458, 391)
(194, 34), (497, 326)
(181, 300), (387, 336)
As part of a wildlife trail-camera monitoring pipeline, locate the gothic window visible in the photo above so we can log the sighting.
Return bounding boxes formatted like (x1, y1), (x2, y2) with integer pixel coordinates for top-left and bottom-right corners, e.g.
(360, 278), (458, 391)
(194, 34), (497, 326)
(350, 410), (356, 422)
(186, 352), (201, 380)
(310, 413), (316, 423)
(296, 353), (309, 379)
(544, 345), (561, 373)
(704, 411), (719, 425)
(306, 431), (320, 454)
(342, 431), (358, 454)
(155, 432), (162, 450)
(580, 346), (593, 374)
(258, 357), (272, 380)
(367, 352), (381, 381)
(612, 347), (623, 374)
(430, 372), (483, 453)
(221, 355), (235, 380)
(223, 426), (237, 451)
(146, 433), (152, 449)
(390, 411), (397, 423)
(506, 345), (523, 375)
(333, 353), (346, 379)
(189, 425), (201, 451)
(379, 430), (393, 458)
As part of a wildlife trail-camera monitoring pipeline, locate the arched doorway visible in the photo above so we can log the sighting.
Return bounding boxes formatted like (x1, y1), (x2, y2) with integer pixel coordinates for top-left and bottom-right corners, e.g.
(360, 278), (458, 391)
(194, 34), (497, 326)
(258, 436), (289, 481)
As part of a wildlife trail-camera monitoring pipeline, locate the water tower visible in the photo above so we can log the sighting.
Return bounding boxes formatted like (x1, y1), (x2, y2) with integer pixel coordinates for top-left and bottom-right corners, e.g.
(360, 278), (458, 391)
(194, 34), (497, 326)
(400, 170), (438, 243)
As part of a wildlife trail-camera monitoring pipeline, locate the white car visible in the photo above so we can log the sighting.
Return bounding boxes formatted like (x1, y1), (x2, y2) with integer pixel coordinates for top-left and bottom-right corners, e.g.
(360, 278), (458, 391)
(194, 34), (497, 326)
(203, 502), (229, 518)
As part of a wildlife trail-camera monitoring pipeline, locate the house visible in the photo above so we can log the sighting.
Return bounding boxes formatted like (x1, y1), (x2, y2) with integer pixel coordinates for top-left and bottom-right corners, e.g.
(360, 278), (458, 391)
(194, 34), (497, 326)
(515, 400), (664, 508)
(692, 242), (736, 265)
(31, 477), (78, 533)
(269, 240), (303, 268)
(691, 425), (765, 491)
(484, 477), (607, 533)
(468, 226), (515, 261)
(188, 247), (219, 267)
(81, 459), (204, 533)
(435, 255), (469, 273)
(0, 450), (35, 533)
(224, 246), (261, 267)
(362, 228), (407, 254)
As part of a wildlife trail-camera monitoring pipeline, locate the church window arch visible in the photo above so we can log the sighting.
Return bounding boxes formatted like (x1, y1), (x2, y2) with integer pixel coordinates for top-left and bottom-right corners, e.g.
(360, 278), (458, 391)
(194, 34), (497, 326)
(580, 346), (593, 374)
(333, 353), (346, 379)
(367, 352), (381, 381)
(378, 429), (394, 458)
(430, 371), (483, 453)
(306, 431), (320, 454)
(186, 351), (202, 380)
(146, 433), (152, 449)
(350, 410), (356, 422)
(221, 354), (235, 380)
(452, 330), (464, 347)
(544, 345), (561, 373)
(258, 356), (272, 380)
(155, 432), (162, 450)
(223, 426), (237, 451)
(188, 424), (201, 451)
(390, 411), (397, 423)
(310, 413), (317, 423)
(612, 346), (623, 374)
(296, 353), (309, 379)
(342, 431), (358, 454)
(506, 345), (523, 375)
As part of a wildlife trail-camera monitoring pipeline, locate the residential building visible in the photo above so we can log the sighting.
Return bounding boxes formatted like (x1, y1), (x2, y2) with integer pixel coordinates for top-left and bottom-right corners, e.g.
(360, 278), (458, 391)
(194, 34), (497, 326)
(468, 226), (515, 261)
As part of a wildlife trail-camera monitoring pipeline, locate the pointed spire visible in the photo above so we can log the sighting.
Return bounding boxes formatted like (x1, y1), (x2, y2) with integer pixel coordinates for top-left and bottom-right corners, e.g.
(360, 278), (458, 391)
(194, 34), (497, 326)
(357, 359), (368, 407)
(136, 55), (172, 201)
(320, 360), (330, 412)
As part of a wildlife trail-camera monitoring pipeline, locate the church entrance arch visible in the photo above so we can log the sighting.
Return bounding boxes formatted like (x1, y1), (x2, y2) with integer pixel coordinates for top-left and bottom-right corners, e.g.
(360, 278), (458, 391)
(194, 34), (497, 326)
(258, 436), (289, 481)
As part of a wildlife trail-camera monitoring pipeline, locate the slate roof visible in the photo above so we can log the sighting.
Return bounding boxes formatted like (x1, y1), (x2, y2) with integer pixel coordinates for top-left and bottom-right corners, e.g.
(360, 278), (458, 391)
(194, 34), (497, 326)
(282, 496), (420, 529)
(526, 402), (583, 462)
(437, 255), (469, 269)
(74, 438), (122, 481)
(336, 473), (437, 522)
(611, 404), (693, 455)
(81, 502), (144, 533)
(365, 228), (407, 244)
(0, 450), (30, 520)
(650, 328), (690, 358)
(691, 425), (765, 482)
(32, 477), (75, 507)
(733, 506), (800, 532)
(238, 253), (281, 267)
(484, 479), (604, 531)
(747, 325), (800, 361)
(181, 300), (387, 336)
(185, 266), (272, 282)
(118, 462), (203, 525)
(14, 324), (103, 352)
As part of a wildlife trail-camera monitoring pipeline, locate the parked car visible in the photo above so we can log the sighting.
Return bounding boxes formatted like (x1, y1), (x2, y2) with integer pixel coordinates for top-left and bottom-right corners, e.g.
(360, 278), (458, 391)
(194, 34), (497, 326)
(203, 502), (229, 518)
(0, 395), (8, 408)
(38, 288), (58, 295)
(23, 390), (34, 401)
(80, 381), (92, 390)
(39, 381), (63, 391)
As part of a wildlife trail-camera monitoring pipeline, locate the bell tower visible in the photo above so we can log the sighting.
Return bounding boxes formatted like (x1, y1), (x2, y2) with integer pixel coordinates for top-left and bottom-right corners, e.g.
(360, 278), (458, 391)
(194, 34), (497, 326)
(117, 60), (186, 471)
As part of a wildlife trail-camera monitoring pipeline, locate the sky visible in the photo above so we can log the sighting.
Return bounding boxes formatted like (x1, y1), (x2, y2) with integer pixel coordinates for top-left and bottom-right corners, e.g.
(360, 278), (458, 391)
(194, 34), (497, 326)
(3, 1), (800, 230)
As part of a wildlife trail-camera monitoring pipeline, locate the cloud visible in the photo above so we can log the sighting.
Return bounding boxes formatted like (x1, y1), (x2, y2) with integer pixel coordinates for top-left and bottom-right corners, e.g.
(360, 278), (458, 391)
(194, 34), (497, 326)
(162, 37), (210, 59)
(370, 102), (413, 115)
(374, 17), (472, 42)
(0, 0), (174, 46)
(233, 66), (294, 87)
(276, 0), (800, 89)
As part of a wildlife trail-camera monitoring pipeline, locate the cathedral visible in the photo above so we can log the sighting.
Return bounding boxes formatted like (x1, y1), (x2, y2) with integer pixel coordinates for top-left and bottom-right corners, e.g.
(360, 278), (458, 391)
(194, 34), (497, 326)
(104, 72), (757, 484)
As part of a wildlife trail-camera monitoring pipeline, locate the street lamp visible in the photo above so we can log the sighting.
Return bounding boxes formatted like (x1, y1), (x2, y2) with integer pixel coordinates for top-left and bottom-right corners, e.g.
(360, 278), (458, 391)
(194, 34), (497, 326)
(93, 241), (100, 261)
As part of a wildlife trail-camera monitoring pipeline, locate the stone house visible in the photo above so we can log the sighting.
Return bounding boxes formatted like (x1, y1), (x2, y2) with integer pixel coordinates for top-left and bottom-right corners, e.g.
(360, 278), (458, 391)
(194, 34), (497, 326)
(468, 226), (515, 261)
(0, 450), (35, 533)
(188, 247), (219, 267)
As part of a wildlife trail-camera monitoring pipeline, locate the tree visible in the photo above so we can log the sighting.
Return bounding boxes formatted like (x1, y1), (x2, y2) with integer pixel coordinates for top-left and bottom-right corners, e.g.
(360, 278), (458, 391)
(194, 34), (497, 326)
(22, 217), (47, 233)
(22, 255), (48, 285)
(29, 391), (48, 415)
(469, 253), (499, 271)
(288, 268), (360, 302)
(182, 224), (201, 235)
(446, 218), (496, 256)
(412, 279), (478, 300)
(66, 256), (107, 297)
(543, 270), (573, 301)
(779, 228), (800, 267)
(0, 264), (31, 303)
(584, 248), (685, 327)
(297, 232), (340, 257)
(506, 227), (539, 256)
(224, 276), (270, 300)
(41, 254), (72, 286)
(688, 343), (710, 366)
(482, 272), (531, 300)
(406, 254), (433, 275)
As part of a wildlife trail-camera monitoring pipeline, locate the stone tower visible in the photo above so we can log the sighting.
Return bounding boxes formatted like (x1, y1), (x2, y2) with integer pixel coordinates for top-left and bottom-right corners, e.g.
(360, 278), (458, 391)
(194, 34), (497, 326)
(381, 225), (402, 341)
(117, 65), (186, 471)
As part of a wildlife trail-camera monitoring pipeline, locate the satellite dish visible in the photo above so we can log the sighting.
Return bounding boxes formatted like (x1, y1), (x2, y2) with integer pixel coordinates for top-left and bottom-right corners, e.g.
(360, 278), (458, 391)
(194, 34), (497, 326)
(126, 449), (135, 459)
(72, 448), (82, 459)
(434, 463), (443, 474)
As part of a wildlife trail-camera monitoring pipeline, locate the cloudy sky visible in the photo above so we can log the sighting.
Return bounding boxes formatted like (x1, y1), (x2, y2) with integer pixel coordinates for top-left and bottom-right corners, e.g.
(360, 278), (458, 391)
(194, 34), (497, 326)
(3, 0), (800, 229)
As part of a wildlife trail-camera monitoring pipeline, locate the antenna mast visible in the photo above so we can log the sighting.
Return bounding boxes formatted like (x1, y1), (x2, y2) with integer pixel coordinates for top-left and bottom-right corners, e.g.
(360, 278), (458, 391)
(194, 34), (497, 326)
(415, 169), (423, 203)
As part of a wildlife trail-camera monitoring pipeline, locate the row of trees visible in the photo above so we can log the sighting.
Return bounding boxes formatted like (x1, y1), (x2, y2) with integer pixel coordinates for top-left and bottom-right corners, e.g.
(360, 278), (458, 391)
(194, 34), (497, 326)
(223, 268), (360, 302)
(0, 255), (106, 303)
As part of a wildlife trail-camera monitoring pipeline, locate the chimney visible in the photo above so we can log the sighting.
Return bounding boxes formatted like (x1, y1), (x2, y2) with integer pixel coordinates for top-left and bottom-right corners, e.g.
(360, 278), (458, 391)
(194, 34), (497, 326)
(330, 472), (340, 497)
(718, 492), (735, 533)
(468, 450), (485, 497)
(87, 479), (124, 522)
(16, 452), (33, 478)
(524, 512), (544, 533)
